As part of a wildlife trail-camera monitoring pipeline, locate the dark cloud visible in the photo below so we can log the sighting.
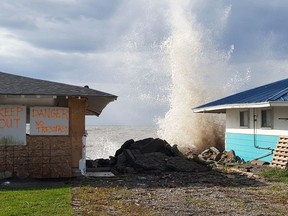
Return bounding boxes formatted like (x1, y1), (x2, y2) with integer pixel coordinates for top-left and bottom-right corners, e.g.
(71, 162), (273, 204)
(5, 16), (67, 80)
(219, 1), (288, 62)
(0, 0), (170, 53)
(0, 0), (288, 125)
(0, 0), (125, 52)
(190, 0), (288, 63)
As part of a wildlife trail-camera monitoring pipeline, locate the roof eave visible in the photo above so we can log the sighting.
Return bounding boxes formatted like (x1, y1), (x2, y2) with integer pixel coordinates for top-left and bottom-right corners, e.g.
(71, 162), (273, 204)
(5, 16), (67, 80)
(0, 93), (117, 99)
(269, 101), (288, 107)
(85, 95), (117, 116)
(193, 102), (271, 113)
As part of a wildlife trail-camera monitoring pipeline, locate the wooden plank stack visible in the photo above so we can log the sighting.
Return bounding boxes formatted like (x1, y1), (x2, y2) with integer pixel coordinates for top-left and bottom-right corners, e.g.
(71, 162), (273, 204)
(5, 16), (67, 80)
(270, 136), (288, 169)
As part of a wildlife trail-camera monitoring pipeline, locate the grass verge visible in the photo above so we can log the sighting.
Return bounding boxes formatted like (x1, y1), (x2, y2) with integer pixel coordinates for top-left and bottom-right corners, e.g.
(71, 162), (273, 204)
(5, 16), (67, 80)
(0, 183), (72, 216)
(260, 168), (288, 183)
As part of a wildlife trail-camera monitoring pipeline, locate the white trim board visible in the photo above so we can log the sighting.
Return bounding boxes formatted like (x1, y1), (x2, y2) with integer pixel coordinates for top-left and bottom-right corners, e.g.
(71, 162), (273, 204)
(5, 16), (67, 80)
(194, 101), (288, 113)
(226, 128), (288, 136)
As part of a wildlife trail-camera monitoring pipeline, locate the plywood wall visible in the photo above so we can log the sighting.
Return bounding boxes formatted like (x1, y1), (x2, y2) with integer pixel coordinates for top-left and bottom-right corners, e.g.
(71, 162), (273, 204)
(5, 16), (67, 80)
(0, 97), (86, 178)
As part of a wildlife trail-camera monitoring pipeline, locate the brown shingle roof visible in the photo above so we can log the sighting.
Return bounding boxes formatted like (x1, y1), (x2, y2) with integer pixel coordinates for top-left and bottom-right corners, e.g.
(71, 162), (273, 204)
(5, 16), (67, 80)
(0, 71), (117, 116)
(0, 71), (117, 98)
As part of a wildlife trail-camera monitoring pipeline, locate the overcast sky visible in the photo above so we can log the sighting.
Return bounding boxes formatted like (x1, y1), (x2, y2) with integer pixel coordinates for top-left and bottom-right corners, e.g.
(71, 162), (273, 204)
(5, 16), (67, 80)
(1, 0), (288, 125)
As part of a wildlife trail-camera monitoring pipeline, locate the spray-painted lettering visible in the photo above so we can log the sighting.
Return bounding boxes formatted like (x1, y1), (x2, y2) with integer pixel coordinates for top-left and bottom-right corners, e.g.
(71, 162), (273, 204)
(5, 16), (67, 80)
(0, 105), (26, 146)
(31, 107), (69, 120)
(0, 118), (20, 128)
(0, 107), (23, 118)
(35, 120), (68, 134)
(30, 107), (69, 135)
(0, 106), (23, 129)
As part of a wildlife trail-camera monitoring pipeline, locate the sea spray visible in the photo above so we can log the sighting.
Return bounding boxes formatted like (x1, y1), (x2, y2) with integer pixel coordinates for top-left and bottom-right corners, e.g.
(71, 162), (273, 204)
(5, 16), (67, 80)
(86, 125), (157, 159)
(156, 1), (235, 152)
(101, 0), (250, 153)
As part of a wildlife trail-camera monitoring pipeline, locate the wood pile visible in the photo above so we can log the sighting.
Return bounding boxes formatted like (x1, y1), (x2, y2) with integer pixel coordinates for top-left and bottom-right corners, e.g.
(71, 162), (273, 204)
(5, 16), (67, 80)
(270, 136), (288, 169)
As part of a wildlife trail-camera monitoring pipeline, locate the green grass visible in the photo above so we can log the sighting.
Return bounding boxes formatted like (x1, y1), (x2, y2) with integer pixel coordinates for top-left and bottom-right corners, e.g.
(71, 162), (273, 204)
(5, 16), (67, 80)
(0, 183), (72, 216)
(260, 168), (288, 183)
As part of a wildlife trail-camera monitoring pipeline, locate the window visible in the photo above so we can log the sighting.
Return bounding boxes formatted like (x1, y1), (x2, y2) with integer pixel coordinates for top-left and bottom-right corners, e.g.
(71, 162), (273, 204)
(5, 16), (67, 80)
(240, 111), (249, 127)
(261, 109), (272, 128)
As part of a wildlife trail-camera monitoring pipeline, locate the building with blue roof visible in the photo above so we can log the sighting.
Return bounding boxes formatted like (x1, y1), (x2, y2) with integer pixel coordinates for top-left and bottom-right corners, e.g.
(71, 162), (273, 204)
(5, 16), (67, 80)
(193, 79), (288, 162)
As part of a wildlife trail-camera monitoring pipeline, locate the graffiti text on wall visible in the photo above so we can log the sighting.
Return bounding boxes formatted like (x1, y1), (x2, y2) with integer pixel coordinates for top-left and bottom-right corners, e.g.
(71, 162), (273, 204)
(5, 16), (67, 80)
(30, 107), (69, 135)
(0, 105), (26, 146)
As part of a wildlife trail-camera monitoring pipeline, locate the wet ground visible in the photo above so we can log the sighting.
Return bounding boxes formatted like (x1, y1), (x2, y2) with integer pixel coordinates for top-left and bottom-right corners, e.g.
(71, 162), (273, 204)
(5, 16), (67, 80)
(72, 165), (288, 216)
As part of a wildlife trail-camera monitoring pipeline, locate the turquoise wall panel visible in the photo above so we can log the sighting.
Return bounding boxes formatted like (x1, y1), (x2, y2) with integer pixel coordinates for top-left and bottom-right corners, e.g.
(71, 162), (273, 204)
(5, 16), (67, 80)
(225, 133), (279, 162)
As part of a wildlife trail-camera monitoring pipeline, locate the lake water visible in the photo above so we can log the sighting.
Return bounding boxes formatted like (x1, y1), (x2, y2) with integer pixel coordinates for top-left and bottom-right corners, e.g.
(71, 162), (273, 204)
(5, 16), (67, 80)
(85, 125), (157, 159)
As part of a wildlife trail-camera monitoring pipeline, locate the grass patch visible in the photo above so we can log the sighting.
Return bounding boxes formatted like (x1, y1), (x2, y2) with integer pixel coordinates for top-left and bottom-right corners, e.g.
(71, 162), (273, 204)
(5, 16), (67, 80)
(260, 168), (288, 183)
(185, 195), (208, 207)
(0, 183), (72, 216)
(73, 186), (157, 216)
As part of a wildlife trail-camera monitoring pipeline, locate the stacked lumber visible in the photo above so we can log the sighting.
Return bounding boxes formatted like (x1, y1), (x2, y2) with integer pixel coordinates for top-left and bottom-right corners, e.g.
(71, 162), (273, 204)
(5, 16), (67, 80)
(270, 136), (288, 169)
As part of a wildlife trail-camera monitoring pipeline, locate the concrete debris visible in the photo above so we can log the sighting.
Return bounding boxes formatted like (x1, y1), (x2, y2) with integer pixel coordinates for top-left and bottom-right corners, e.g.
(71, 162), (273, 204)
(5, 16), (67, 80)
(85, 172), (115, 177)
(187, 147), (245, 167)
(249, 160), (269, 166)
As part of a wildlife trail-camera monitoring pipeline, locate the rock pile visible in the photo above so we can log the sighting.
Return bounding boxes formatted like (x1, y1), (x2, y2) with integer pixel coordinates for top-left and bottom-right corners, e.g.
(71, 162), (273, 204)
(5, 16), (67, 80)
(187, 147), (244, 166)
(87, 138), (208, 173)
(87, 138), (244, 174)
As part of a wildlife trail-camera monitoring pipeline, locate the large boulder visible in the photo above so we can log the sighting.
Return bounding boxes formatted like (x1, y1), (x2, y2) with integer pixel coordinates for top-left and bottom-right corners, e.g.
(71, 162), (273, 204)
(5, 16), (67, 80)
(134, 152), (169, 171)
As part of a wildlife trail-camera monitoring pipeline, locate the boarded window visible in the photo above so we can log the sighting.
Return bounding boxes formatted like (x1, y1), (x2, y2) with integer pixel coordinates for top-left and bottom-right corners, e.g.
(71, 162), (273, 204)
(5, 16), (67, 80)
(0, 105), (26, 146)
(240, 111), (249, 127)
(30, 106), (69, 135)
(261, 109), (272, 128)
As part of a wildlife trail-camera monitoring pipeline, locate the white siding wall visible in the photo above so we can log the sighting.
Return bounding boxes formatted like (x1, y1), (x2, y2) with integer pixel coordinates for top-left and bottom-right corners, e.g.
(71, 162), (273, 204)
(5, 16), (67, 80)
(226, 107), (288, 136)
(273, 107), (288, 131)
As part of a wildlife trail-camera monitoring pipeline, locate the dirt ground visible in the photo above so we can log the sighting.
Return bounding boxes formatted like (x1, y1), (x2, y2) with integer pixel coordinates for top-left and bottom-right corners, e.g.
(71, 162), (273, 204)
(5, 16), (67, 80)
(72, 165), (288, 216)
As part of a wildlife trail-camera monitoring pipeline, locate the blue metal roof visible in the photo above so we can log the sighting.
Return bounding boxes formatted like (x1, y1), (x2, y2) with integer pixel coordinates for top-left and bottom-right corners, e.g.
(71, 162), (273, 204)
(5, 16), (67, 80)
(194, 78), (288, 111)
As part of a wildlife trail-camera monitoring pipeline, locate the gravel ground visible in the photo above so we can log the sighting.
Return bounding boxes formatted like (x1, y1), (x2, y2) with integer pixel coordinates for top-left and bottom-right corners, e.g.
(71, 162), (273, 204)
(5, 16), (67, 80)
(72, 165), (288, 216)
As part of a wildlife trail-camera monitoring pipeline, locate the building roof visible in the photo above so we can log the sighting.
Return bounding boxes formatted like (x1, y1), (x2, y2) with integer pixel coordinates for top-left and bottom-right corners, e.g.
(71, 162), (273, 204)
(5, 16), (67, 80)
(0, 71), (117, 116)
(0, 71), (117, 97)
(193, 78), (288, 113)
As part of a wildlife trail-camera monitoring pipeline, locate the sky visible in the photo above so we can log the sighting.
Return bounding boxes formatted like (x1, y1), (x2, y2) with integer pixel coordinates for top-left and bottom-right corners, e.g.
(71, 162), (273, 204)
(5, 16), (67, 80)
(1, 0), (288, 126)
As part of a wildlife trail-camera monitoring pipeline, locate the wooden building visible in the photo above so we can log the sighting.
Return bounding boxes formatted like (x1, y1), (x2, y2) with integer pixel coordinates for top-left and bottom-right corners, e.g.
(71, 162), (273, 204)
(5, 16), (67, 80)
(0, 72), (117, 178)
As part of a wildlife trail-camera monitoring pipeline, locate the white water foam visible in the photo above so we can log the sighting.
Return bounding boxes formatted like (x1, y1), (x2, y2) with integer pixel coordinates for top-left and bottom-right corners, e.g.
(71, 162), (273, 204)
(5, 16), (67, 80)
(89, 1), (252, 156)
(156, 1), (248, 152)
(86, 125), (157, 159)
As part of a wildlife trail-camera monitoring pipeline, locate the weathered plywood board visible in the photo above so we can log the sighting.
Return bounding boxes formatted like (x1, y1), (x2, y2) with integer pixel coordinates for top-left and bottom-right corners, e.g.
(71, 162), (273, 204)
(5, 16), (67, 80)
(30, 106), (69, 135)
(0, 105), (26, 146)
